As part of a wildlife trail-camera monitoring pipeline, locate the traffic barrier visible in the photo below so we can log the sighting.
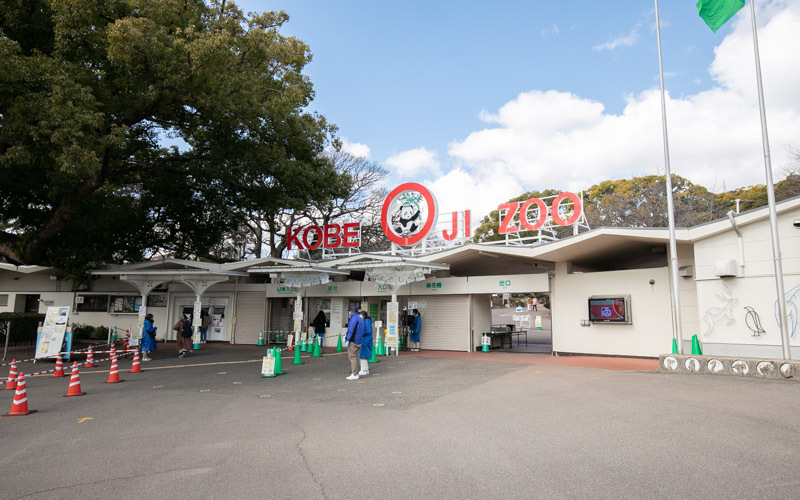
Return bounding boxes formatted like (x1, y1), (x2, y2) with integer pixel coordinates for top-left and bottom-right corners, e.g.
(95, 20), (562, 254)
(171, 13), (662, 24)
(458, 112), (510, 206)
(105, 356), (123, 384)
(53, 356), (65, 378)
(3, 371), (36, 417)
(4, 360), (18, 390)
(130, 351), (142, 373)
(273, 347), (284, 375)
(64, 362), (86, 397)
(336, 334), (343, 352)
(85, 346), (95, 368)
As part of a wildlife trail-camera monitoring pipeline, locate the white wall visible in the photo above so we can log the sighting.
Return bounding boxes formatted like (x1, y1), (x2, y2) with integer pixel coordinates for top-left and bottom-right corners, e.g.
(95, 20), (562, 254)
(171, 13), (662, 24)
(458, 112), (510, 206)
(693, 206), (800, 357)
(552, 265), (672, 357)
(471, 294), (492, 351)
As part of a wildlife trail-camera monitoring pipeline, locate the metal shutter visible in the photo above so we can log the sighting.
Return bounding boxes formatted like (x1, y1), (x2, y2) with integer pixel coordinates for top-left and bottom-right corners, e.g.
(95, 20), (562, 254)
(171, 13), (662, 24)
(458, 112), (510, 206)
(413, 295), (470, 352)
(235, 292), (266, 344)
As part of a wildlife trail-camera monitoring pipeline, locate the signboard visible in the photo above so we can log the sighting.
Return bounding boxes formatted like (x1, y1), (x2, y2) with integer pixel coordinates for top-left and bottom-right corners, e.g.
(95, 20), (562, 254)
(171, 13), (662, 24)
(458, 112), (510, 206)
(380, 183), (439, 246)
(497, 192), (582, 234)
(132, 305), (145, 347)
(330, 301), (343, 329)
(287, 222), (361, 250)
(385, 302), (399, 348)
(481, 335), (491, 346)
(261, 356), (275, 377)
(369, 303), (379, 320)
(360, 301), (369, 313)
(36, 306), (70, 359)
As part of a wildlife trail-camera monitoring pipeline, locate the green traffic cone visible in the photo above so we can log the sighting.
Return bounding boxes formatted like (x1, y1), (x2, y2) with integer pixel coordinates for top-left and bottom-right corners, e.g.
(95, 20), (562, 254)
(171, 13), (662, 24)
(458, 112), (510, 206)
(369, 342), (377, 363)
(672, 338), (678, 354)
(377, 334), (385, 356)
(293, 341), (303, 365)
(257, 330), (265, 346)
(691, 334), (702, 355)
(336, 334), (343, 352)
(312, 335), (321, 357)
(273, 347), (284, 375)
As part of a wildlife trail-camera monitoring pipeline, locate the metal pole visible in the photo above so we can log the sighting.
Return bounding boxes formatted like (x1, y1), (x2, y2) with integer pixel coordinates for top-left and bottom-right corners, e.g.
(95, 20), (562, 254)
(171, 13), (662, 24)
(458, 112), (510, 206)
(655, 0), (684, 354)
(749, 0), (791, 359)
(3, 321), (10, 360)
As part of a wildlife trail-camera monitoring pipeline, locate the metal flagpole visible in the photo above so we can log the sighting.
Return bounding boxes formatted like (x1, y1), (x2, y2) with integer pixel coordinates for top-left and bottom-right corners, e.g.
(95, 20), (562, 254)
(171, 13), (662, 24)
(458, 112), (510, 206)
(654, 0), (684, 354)
(748, 0), (791, 359)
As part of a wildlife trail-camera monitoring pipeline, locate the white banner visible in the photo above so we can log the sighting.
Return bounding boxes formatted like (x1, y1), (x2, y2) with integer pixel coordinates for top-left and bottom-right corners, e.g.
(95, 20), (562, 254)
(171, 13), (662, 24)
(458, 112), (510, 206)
(36, 306), (70, 359)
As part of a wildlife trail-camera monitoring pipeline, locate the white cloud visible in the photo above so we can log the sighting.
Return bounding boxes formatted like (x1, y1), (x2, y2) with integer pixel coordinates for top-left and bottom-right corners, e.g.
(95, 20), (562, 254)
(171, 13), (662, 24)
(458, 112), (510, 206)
(541, 24), (560, 37)
(386, 147), (441, 177)
(442, 0), (800, 206)
(593, 24), (641, 51)
(340, 139), (371, 159)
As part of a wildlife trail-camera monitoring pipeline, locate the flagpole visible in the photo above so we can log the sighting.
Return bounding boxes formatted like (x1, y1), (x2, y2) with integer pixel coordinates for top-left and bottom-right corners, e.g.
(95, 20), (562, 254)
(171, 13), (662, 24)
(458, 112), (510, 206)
(748, 0), (791, 359)
(654, 0), (684, 355)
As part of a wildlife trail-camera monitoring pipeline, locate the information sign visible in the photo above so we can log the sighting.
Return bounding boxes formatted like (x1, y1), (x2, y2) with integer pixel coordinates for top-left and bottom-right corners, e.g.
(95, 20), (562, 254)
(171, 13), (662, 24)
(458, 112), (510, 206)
(36, 306), (70, 359)
(261, 356), (275, 377)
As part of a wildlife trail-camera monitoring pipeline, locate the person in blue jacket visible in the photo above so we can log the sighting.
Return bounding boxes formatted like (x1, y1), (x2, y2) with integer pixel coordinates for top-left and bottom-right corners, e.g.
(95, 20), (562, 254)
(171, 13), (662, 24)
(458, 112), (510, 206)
(345, 306), (365, 380)
(359, 311), (373, 376)
(409, 308), (421, 351)
(141, 313), (158, 361)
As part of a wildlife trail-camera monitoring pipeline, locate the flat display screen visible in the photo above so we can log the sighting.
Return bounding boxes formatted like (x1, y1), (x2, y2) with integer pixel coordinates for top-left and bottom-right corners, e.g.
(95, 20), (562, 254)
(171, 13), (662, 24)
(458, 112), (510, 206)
(588, 296), (631, 323)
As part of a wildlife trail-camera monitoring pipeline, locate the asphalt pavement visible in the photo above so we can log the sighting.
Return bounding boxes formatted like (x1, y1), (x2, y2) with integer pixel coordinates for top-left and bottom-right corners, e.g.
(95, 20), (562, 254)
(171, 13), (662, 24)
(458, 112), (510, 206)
(2, 345), (800, 499)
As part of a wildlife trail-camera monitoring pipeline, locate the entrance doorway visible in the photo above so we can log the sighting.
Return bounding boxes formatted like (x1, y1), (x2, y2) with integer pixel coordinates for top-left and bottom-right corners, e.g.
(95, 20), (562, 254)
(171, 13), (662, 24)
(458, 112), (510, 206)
(490, 293), (551, 353)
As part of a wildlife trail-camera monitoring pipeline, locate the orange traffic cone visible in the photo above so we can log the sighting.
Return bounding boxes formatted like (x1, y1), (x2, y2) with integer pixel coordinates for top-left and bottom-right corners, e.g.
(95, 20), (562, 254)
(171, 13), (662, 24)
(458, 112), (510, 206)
(2, 371), (36, 417)
(53, 356), (65, 377)
(130, 351), (142, 373)
(85, 346), (95, 368)
(4, 360), (18, 390)
(64, 362), (86, 397)
(105, 355), (124, 384)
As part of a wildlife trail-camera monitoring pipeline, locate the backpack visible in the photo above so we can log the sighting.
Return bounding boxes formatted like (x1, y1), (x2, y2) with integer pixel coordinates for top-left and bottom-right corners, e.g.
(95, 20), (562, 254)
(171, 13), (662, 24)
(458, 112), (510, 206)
(181, 321), (193, 338)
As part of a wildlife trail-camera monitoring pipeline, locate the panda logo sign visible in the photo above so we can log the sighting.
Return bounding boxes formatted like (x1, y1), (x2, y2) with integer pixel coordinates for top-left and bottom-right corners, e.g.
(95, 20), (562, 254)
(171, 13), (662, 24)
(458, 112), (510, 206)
(381, 183), (439, 246)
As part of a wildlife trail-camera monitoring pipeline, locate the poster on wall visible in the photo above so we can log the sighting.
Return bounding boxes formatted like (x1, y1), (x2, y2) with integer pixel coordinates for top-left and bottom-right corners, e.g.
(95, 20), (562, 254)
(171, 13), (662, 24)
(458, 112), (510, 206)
(36, 306), (70, 359)
(385, 302), (399, 348)
(330, 301), (343, 329)
(132, 305), (145, 347)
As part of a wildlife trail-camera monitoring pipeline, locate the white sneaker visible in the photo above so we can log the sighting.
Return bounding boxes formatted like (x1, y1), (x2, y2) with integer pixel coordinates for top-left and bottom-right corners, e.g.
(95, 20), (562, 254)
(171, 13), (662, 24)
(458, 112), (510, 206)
(142, 357), (152, 362)
(346, 374), (360, 380)
(358, 370), (369, 376)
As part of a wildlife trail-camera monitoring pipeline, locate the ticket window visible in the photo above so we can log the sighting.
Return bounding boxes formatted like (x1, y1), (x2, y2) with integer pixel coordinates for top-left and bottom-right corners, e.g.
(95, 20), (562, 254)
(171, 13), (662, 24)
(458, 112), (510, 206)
(179, 305), (226, 341)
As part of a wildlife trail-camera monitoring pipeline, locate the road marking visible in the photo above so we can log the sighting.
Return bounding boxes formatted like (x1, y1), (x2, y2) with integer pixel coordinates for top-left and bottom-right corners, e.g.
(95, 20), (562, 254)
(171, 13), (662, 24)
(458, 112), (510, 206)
(259, 395), (271, 398)
(392, 391), (402, 394)
(233, 381), (242, 384)
(77, 417), (93, 423)
(152, 385), (163, 389)
(200, 389), (211, 393)
(535, 371), (543, 374)
(218, 372), (227, 375)
(372, 403), (385, 407)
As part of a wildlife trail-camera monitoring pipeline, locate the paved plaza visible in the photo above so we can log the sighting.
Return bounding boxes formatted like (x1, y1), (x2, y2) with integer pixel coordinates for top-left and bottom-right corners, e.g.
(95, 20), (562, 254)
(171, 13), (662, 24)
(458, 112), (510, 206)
(2, 345), (800, 499)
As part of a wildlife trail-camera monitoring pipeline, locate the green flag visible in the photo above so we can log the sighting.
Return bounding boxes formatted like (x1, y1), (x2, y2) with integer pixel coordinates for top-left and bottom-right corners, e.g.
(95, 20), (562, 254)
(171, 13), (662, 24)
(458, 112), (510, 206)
(697, 0), (745, 32)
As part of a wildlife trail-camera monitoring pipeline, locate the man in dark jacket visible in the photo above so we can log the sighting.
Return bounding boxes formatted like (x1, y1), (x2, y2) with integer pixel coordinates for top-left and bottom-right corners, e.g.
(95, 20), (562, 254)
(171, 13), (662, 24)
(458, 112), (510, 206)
(345, 306), (364, 380)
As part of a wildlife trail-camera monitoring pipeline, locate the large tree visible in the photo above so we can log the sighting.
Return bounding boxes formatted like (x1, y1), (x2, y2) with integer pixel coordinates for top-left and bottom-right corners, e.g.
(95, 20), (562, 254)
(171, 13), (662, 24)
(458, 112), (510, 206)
(0, 0), (346, 277)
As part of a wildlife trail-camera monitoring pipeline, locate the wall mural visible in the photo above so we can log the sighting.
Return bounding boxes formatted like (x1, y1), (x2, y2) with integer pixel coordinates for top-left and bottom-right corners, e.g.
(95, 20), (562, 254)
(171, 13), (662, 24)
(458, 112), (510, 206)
(744, 306), (765, 336)
(701, 283), (738, 336)
(774, 283), (800, 338)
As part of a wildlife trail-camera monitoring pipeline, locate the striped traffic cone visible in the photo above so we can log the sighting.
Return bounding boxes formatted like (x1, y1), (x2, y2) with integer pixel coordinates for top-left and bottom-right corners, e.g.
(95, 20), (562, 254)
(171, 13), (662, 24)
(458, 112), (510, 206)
(110, 342), (117, 358)
(4, 360), (18, 390)
(130, 351), (142, 373)
(105, 355), (124, 384)
(64, 362), (86, 397)
(85, 346), (95, 368)
(53, 356), (65, 378)
(2, 372), (36, 416)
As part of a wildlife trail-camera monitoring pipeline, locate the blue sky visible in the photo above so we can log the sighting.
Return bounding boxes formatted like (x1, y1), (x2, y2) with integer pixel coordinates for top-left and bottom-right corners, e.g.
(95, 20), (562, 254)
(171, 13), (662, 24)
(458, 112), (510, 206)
(235, 0), (800, 217)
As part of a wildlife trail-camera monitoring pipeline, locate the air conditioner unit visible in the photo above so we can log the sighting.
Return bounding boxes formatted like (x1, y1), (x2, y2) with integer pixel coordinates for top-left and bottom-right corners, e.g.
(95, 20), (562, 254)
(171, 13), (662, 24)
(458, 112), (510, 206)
(714, 260), (738, 278)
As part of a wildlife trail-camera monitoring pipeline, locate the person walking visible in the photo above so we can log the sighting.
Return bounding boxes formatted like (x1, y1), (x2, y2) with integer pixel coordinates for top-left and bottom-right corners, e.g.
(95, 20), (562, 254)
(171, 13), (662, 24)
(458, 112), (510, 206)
(141, 313), (157, 361)
(358, 311), (373, 376)
(199, 311), (212, 343)
(532, 296), (539, 311)
(174, 314), (192, 358)
(410, 308), (421, 351)
(345, 306), (364, 380)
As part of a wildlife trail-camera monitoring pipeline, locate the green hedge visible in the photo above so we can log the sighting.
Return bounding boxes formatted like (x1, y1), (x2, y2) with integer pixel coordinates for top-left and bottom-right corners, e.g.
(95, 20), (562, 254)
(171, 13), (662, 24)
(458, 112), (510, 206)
(71, 323), (110, 340)
(0, 313), (46, 346)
